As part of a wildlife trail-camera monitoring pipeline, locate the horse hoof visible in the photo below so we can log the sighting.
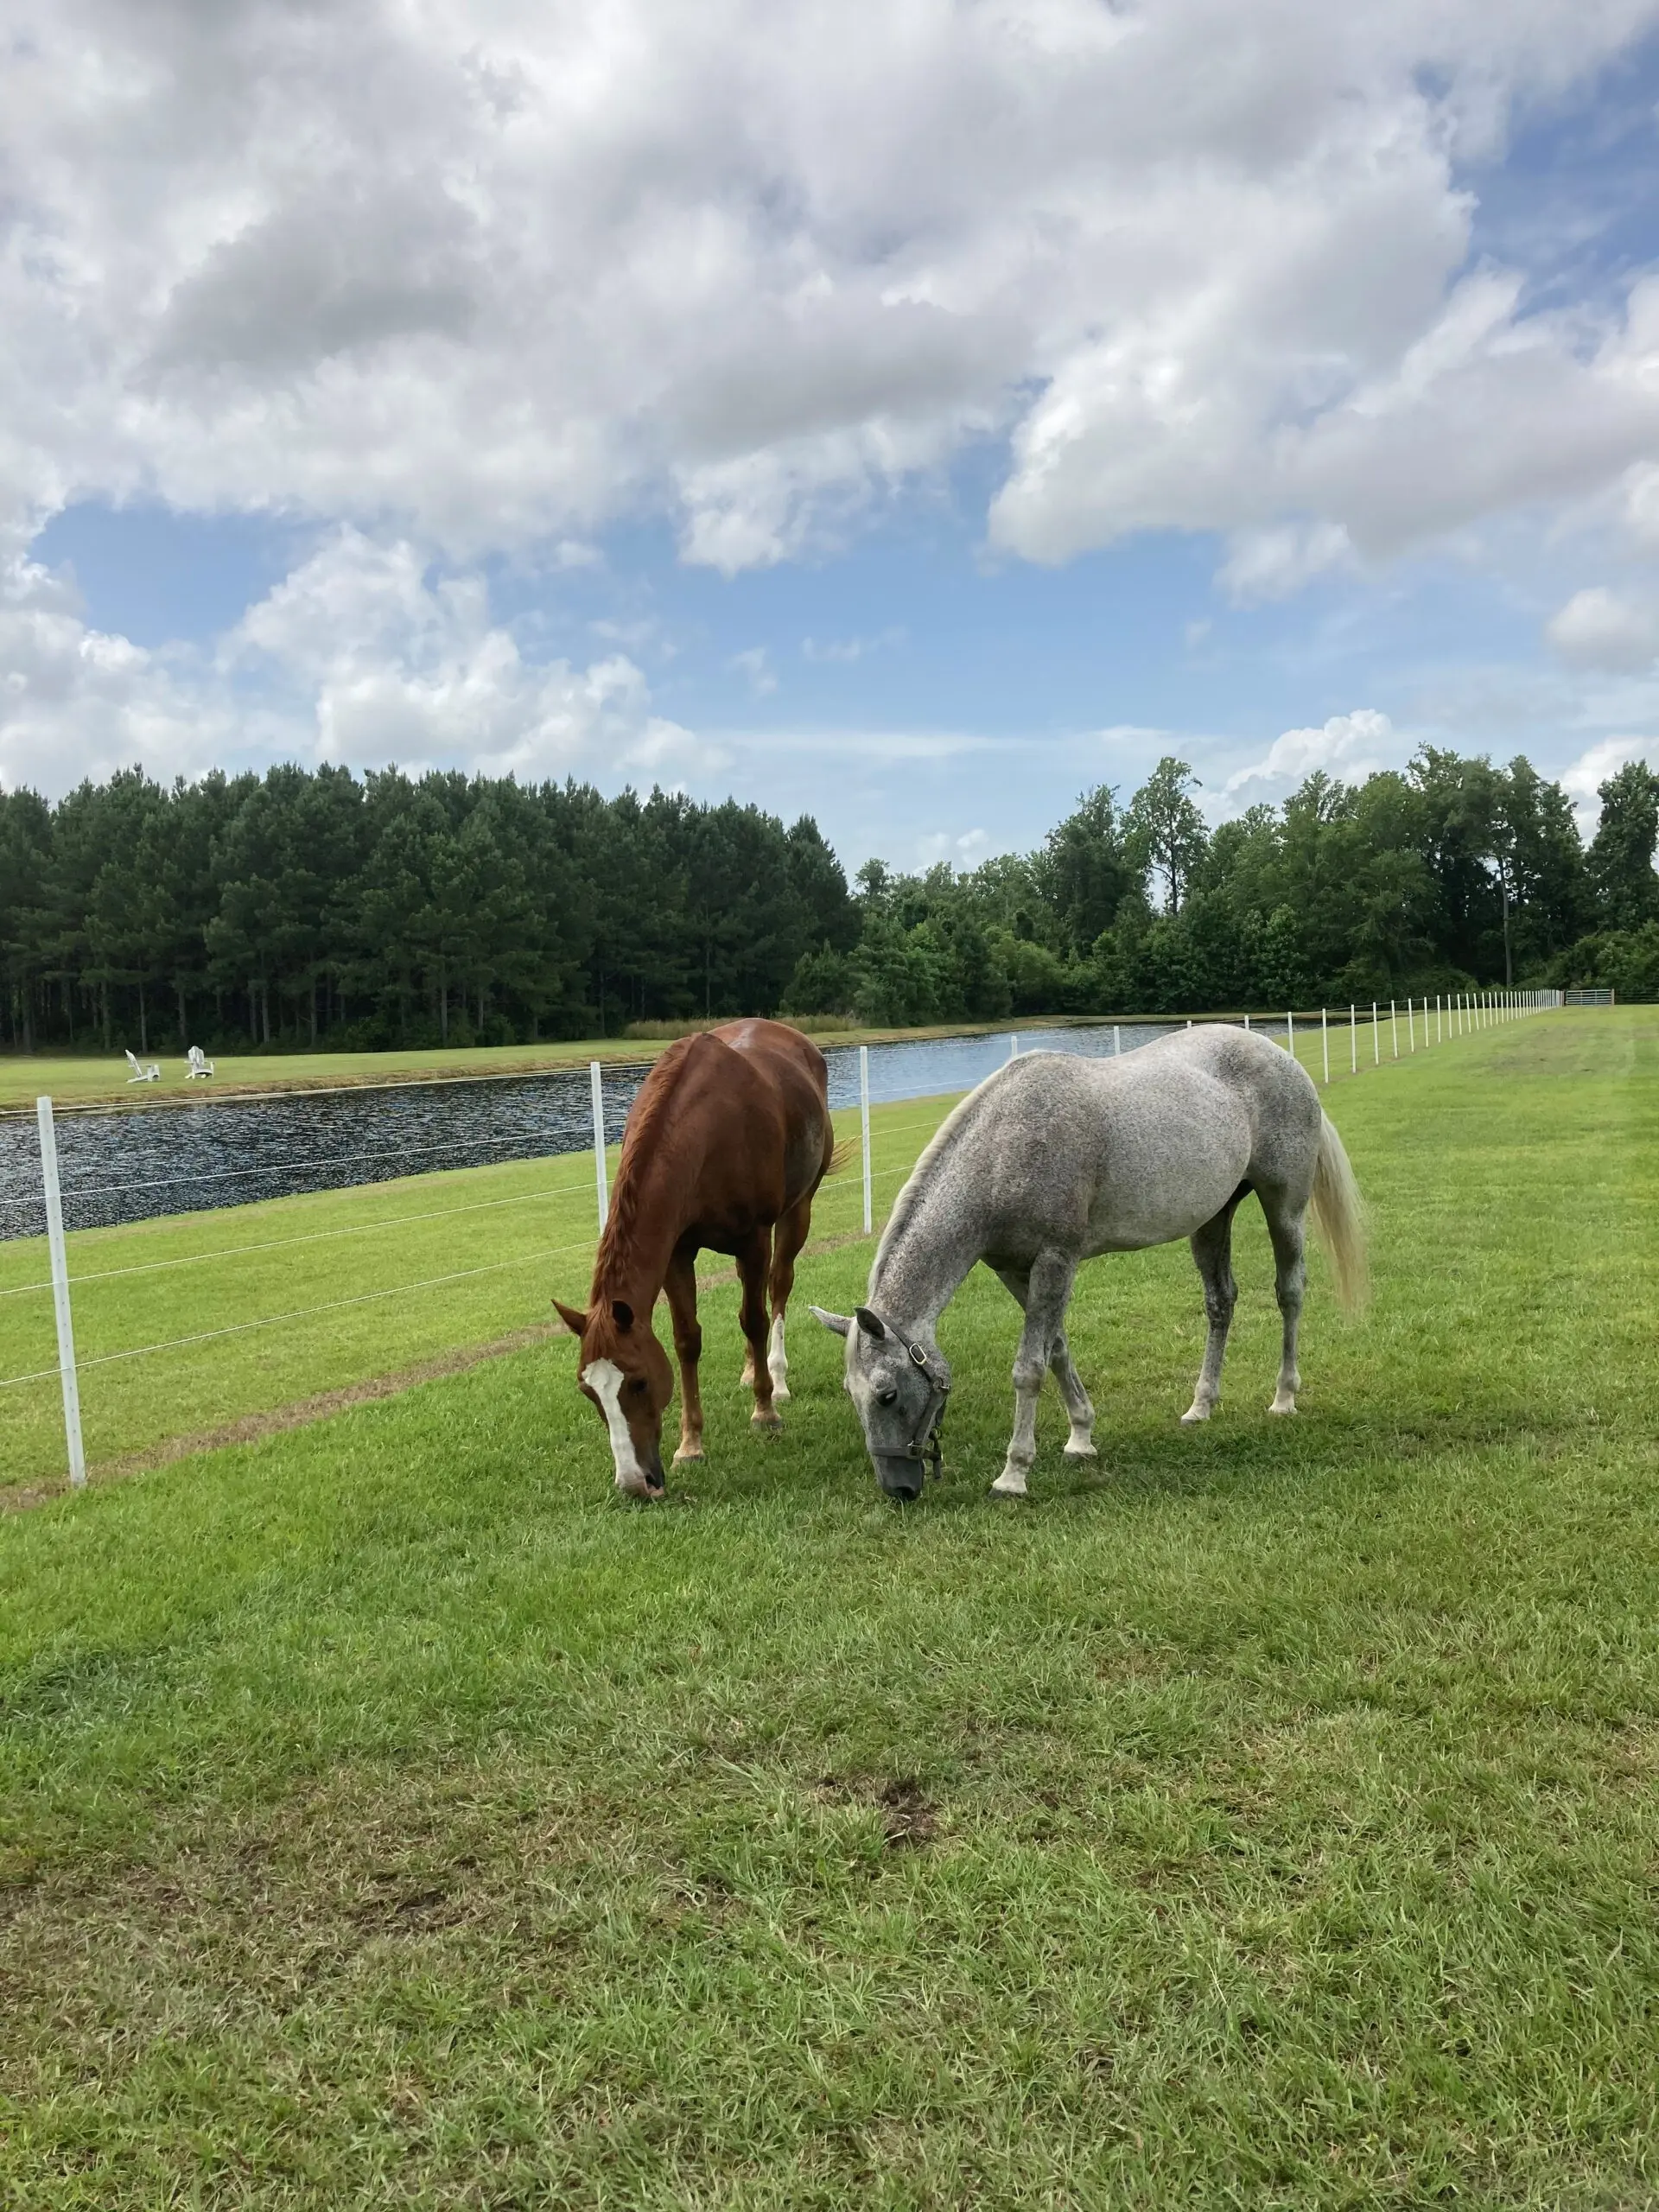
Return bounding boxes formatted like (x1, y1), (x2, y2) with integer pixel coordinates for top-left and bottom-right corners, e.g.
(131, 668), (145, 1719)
(1063, 1441), (1096, 1460)
(988, 1472), (1029, 1498)
(1267, 1397), (1297, 1417)
(1179, 1403), (1211, 1425)
(673, 1446), (704, 1465)
(770, 1382), (791, 1404)
(751, 1411), (784, 1434)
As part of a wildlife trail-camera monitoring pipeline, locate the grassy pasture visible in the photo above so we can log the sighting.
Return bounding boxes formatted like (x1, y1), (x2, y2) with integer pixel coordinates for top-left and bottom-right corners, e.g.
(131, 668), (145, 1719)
(2, 1009), (1656, 2206)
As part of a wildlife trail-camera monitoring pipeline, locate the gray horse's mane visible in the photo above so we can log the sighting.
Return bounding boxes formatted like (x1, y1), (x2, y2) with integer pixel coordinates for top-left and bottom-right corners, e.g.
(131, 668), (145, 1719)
(873, 1077), (993, 1277)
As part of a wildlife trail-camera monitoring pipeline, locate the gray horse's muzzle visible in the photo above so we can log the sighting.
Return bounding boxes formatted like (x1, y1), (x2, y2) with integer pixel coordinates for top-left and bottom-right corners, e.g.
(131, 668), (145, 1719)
(874, 1454), (925, 1502)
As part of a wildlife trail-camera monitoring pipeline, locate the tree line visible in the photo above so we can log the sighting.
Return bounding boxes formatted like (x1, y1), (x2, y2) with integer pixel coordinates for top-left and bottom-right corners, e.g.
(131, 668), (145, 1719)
(1, 747), (1656, 1054)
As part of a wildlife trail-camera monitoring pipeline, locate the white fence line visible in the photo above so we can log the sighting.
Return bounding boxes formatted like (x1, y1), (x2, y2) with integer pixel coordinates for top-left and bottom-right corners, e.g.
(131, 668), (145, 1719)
(35, 1097), (85, 1485)
(1, 1235), (601, 1394)
(860, 1045), (873, 1236)
(589, 1061), (609, 1231)
(3, 989), (1573, 1491)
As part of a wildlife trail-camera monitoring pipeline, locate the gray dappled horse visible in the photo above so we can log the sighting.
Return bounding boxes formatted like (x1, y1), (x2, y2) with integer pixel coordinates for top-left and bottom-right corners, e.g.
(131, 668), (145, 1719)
(811, 1024), (1367, 1500)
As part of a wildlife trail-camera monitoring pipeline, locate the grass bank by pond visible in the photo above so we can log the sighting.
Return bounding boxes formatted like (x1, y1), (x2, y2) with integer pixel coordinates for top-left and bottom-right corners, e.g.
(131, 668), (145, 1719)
(2, 1008), (1655, 2206)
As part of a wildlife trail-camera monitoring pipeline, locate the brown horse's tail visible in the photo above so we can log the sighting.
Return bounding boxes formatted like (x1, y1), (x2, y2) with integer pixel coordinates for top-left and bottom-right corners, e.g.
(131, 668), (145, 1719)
(827, 1135), (857, 1177)
(1312, 1112), (1369, 1313)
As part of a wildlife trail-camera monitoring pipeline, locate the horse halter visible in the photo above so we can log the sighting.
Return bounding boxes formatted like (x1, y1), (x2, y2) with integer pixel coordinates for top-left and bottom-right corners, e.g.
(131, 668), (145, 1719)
(861, 1307), (950, 1481)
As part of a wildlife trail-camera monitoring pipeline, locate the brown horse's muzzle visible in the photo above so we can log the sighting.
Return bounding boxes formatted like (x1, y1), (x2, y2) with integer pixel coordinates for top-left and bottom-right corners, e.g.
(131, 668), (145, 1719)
(615, 1438), (666, 1498)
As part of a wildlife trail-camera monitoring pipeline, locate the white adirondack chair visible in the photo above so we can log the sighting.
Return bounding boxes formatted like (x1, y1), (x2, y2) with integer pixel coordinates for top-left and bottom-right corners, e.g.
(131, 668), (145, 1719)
(124, 1048), (161, 1084)
(185, 1046), (215, 1079)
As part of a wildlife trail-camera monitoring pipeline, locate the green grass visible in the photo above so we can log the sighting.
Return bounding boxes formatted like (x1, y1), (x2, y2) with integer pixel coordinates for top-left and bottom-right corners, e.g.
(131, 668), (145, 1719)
(2, 1009), (1656, 2207)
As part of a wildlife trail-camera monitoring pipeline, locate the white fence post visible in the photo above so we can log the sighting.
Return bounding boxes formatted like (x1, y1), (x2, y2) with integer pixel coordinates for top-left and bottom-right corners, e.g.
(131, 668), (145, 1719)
(589, 1061), (608, 1232)
(1408, 997), (1416, 1052)
(1113, 1023), (1122, 1054)
(1243, 1014), (1251, 1031)
(1009, 1032), (1019, 1060)
(860, 1044), (873, 1235)
(36, 1096), (86, 1491)
(1372, 1001), (1379, 1064)
(1321, 1007), (1329, 1085)
(1390, 998), (1399, 1058)
(1350, 1003), (1357, 1075)
(1287, 1009), (1294, 1059)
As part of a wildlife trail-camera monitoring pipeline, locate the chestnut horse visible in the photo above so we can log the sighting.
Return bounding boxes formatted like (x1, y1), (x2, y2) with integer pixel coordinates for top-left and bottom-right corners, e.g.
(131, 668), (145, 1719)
(554, 1019), (840, 1497)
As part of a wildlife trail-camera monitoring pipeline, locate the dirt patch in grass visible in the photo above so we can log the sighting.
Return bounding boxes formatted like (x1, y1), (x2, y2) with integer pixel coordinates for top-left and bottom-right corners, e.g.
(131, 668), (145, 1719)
(816, 1773), (940, 1849)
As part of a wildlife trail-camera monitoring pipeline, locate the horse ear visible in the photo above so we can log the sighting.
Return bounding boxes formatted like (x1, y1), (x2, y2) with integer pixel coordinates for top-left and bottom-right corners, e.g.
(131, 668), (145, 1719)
(809, 1305), (852, 1338)
(552, 1299), (588, 1337)
(854, 1306), (887, 1340)
(611, 1300), (634, 1333)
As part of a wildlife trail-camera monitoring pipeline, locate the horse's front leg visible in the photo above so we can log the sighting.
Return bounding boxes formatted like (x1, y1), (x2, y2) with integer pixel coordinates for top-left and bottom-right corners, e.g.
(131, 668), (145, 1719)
(664, 1246), (705, 1463)
(991, 1249), (1077, 1497)
(1050, 1328), (1096, 1459)
(994, 1264), (1095, 1462)
(736, 1230), (782, 1432)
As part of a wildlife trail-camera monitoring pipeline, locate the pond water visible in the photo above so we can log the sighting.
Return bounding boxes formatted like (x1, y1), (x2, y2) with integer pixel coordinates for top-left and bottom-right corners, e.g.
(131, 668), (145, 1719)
(0, 1020), (1248, 1240)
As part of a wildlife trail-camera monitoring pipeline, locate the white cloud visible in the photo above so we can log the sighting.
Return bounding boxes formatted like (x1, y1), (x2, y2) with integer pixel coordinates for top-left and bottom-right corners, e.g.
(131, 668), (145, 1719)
(0, 527), (693, 796)
(226, 529), (666, 778)
(915, 825), (995, 869)
(1225, 708), (1397, 796)
(1559, 733), (1656, 833)
(1219, 524), (1354, 604)
(728, 645), (779, 696)
(4, 0), (1659, 593)
(0, 550), (238, 794)
(801, 627), (905, 663)
(1546, 586), (1659, 672)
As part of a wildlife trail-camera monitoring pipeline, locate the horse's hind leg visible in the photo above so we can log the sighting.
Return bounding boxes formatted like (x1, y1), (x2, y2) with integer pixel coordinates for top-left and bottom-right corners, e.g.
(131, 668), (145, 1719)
(764, 1194), (813, 1404)
(990, 1249), (1077, 1498)
(737, 1229), (782, 1432)
(1182, 1194), (1243, 1425)
(664, 1246), (706, 1463)
(991, 1263), (1094, 1459)
(1260, 1192), (1307, 1415)
(739, 1227), (769, 1388)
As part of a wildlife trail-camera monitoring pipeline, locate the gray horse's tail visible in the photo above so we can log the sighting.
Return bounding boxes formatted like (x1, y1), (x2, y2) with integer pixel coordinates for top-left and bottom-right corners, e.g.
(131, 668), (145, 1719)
(1311, 1113), (1369, 1313)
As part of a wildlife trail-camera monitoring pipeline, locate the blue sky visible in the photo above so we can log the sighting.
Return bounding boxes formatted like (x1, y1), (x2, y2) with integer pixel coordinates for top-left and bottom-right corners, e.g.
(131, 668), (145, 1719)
(8, 1), (1659, 868)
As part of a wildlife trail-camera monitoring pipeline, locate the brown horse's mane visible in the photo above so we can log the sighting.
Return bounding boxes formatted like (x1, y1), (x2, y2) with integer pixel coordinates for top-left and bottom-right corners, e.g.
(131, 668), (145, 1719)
(591, 1031), (709, 1300)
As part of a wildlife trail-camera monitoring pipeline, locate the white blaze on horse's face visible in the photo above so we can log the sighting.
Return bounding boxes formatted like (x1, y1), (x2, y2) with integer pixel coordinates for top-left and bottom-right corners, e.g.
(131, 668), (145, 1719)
(581, 1357), (660, 1498)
